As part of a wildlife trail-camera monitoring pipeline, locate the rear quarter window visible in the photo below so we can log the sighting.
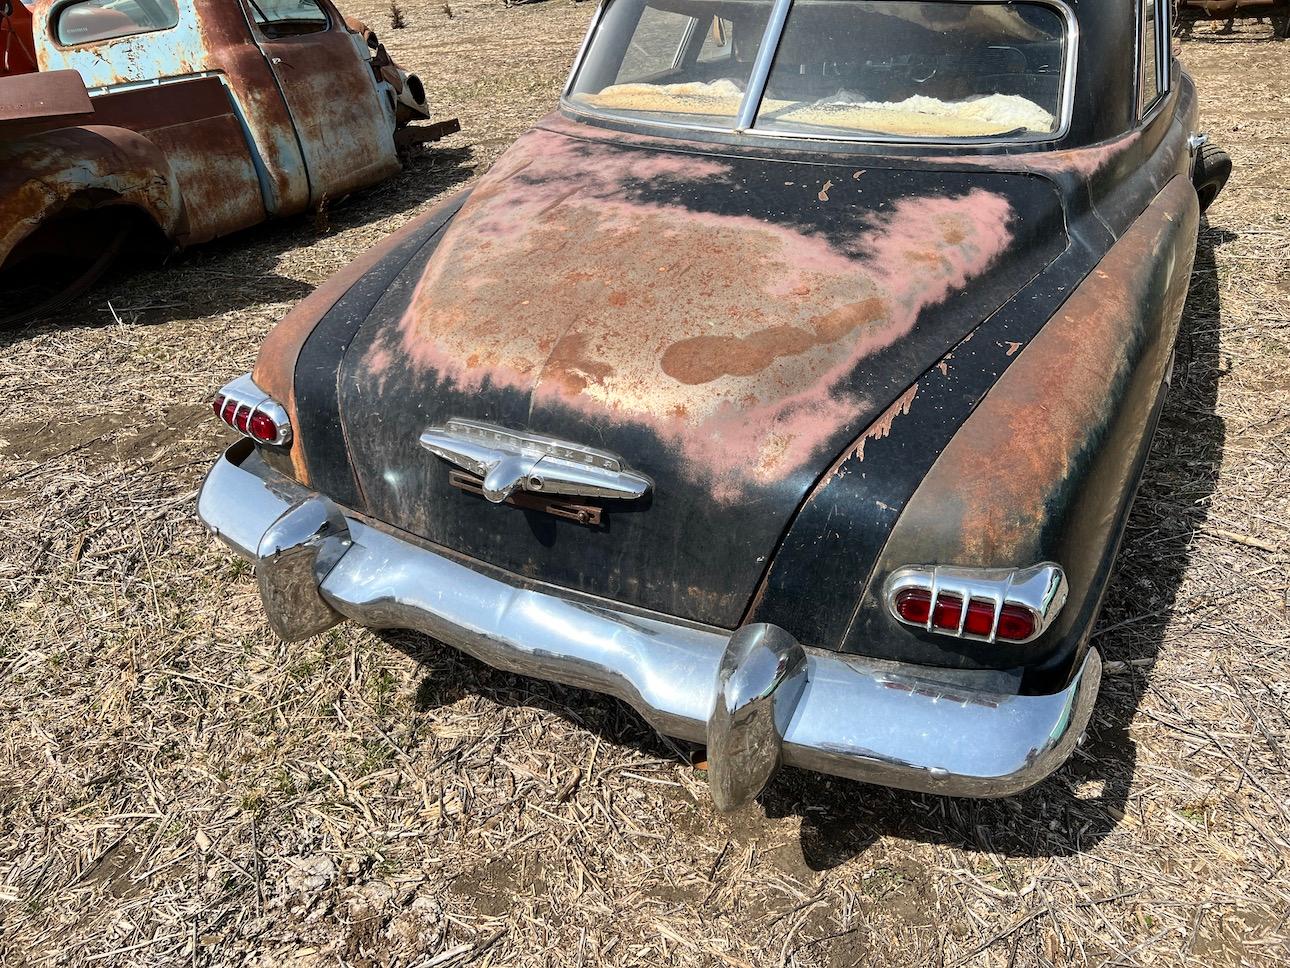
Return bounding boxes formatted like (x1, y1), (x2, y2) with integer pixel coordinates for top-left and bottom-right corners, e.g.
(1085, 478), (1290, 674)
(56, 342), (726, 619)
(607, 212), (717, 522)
(55, 0), (180, 46)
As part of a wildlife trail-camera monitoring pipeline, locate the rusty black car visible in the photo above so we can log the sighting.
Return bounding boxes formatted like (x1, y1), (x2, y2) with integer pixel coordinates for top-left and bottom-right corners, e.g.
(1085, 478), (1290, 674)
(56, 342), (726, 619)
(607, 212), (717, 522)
(199, 0), (1230, 810)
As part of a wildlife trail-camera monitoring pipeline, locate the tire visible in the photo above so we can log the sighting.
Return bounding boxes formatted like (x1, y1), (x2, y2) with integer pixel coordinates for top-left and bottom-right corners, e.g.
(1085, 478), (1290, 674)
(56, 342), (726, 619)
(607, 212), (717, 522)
(0, 213), (135, 327)
(1192, 143), (1232, 214)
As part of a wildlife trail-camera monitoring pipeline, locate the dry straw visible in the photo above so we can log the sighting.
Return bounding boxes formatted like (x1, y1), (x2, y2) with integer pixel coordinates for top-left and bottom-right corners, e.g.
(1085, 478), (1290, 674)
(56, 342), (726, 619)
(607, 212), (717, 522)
(0, 6), (1286, 966)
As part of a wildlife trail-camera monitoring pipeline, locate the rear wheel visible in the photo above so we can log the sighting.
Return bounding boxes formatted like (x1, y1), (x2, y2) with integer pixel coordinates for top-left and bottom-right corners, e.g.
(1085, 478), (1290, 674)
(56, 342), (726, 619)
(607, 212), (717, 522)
(0, 209), (148, 327)
(1192, 143), (1232, 215)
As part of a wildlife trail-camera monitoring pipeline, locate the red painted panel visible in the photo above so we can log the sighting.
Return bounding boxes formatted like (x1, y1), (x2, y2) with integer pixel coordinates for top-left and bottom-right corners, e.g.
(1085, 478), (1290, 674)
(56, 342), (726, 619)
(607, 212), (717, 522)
(1, 0), (37, 76)
(0, 68), (91, 135)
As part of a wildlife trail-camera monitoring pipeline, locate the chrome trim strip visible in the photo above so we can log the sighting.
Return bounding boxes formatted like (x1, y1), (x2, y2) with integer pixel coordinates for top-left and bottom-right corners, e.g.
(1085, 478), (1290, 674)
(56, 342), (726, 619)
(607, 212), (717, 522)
(561, 0), (1078, 149)
(419, 418), (651, 504)
(84, 70), (224, 97)
(199, 445), (1101, 800)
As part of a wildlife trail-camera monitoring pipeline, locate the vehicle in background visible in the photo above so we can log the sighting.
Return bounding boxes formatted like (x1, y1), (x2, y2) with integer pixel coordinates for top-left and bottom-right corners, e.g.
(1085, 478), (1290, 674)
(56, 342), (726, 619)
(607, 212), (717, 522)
(0, 0), (458, 324)
(1178, 0), (1290, 36)
(199, 0), (1229, 811)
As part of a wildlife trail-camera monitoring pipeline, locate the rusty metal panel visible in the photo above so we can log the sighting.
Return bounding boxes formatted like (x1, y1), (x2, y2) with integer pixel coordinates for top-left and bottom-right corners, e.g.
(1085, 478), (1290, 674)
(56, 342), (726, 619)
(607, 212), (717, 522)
(839, 176), (1201, 679)
(319, 121), (1068, 627)
(32, 0), (207, 87)
(90, 75), (264, 242)
(0, 123), (183, 264)
(31, 0), (312, 217)
(251, 194), (471, 485)
(0, 68), (91, 135)
(252, 4), (398, 206)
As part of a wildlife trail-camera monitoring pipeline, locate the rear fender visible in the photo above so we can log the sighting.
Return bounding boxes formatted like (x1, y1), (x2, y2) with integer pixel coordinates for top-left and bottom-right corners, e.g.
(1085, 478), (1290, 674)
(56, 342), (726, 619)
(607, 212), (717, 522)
(251, 189), (470, 484)
(0, 123), (183, 264)
(847, 176), (1201, 687)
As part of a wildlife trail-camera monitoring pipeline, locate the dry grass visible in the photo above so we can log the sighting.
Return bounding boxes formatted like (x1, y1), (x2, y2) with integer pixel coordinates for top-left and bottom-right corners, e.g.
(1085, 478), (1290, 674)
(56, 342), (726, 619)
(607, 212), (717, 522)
(1, 7), (1287, 966)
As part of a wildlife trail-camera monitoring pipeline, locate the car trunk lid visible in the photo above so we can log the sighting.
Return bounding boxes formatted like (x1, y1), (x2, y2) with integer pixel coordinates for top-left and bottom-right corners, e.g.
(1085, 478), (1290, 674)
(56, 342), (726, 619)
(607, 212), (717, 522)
(326, 123), (1068, 629)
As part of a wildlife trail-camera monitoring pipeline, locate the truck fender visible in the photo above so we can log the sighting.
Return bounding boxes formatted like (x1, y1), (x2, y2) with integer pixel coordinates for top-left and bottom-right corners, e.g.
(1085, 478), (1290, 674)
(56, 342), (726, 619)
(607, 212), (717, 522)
(0, 123), (185, 266)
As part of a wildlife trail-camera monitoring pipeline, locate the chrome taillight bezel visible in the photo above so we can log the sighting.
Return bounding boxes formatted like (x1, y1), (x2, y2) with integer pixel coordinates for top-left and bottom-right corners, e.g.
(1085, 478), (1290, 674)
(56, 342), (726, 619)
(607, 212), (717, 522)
(883, 563), (1068, 645)
(213, 373), (292, 447)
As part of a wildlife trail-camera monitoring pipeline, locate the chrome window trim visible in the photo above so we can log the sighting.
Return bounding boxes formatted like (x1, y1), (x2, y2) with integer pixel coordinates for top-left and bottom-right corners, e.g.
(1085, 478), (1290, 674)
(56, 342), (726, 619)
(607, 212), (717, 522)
(1136, 0), (1171, 120)
(563, 0), (608, 98)
(562, 0), (1079, 149)
(50, 0), (181, 49)
(733, 0), (793, 132)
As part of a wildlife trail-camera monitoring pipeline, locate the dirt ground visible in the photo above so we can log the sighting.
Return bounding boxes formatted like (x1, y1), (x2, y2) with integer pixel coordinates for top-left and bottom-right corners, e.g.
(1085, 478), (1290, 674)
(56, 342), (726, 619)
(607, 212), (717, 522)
(2, 5), (1288, 967)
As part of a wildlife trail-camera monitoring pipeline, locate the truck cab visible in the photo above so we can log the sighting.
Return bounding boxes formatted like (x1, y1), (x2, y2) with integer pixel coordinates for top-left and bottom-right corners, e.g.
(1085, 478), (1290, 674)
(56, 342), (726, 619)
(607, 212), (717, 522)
(0, 0), (448, 323)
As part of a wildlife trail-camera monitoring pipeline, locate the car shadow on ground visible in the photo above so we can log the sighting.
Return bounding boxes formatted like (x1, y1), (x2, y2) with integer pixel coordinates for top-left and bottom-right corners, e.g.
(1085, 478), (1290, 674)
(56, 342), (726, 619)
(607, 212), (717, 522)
(385, 222), (1231, 870)
(0, 144), (475, 344)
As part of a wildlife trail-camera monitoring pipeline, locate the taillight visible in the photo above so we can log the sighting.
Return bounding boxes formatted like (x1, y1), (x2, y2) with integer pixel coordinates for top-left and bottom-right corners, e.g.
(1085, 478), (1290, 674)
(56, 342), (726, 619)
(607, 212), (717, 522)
(211, 374), (292, 447)
(248, 411), (279, 443)
(885, 564), (1065, 645)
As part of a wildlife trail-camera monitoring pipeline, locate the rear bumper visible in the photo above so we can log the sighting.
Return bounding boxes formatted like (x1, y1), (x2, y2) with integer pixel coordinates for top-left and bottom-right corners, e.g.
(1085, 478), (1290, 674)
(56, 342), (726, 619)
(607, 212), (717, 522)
(199, 441), (1102, 809)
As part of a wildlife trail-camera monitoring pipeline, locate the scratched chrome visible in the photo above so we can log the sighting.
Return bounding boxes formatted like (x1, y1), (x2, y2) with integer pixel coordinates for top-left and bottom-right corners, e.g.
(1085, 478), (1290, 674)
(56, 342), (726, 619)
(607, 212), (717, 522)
(419, 418), (652, 505)
(255, 495), (352, 641)
(884, 563), (1069, 645)
(199, 441), (1103, 800)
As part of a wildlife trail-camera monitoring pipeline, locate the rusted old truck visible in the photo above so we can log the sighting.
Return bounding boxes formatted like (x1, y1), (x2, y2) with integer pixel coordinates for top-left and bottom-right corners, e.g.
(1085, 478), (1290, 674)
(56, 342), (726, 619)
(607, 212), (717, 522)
(0, 0), (455, 323)
(1178, 0), (1290, 34)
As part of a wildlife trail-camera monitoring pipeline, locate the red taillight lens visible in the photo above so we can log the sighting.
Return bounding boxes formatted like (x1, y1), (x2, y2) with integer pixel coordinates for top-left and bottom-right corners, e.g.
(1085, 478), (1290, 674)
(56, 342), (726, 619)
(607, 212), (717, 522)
(932, 593), (963, 630)
(211, 375), (293, 446)
(963, 599), (997, 636)
(248, 411), (278, 443)
(893, 588), (1037, 641)
(996, 605), (1037, 642)
(894, 588), (931, 625)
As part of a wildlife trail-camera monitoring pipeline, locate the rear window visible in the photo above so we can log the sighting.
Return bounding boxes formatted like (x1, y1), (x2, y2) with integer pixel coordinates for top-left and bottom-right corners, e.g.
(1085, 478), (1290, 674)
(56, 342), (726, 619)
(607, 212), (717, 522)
(567, 0), (1071, 142)
(569, 0), (774, 128)
(249, 0), (331, 39)
(55, 0), (179, 46)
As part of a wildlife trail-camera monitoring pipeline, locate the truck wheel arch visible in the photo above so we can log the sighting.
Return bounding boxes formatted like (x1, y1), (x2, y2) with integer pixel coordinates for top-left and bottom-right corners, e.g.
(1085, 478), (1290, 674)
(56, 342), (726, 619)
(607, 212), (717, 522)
(0, 124), (185, 270)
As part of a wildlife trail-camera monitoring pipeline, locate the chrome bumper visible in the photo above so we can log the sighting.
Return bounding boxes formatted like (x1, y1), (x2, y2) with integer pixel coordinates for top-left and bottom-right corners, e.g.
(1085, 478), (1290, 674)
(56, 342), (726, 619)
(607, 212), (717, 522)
(199, 442), (1102, 809)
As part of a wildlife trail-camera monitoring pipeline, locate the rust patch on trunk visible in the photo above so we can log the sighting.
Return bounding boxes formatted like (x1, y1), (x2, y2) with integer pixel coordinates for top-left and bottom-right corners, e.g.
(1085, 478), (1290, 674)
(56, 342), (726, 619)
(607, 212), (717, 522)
(378, 127), (1017, 497)
(661, 296), (888, 385)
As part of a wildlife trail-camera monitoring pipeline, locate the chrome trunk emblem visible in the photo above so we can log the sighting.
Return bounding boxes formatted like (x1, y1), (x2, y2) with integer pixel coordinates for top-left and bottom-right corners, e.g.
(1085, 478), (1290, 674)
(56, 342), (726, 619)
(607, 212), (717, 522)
(419, 419), (652, 504)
